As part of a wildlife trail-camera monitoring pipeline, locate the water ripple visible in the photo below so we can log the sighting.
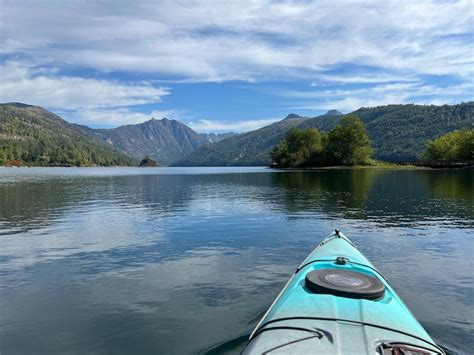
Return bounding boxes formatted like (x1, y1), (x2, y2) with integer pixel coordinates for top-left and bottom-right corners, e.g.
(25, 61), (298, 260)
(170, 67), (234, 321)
(0, 167), (472, 354)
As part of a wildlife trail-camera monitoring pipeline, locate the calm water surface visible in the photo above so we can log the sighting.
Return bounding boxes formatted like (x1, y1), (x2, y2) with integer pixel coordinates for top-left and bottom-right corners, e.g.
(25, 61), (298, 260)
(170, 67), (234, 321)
(0, 167), (472, 354)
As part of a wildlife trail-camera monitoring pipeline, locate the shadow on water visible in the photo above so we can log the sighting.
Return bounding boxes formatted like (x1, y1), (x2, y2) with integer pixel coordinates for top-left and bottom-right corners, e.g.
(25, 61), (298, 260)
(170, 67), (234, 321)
(201, 333), (250, 355)
(200, 308), (270, 354)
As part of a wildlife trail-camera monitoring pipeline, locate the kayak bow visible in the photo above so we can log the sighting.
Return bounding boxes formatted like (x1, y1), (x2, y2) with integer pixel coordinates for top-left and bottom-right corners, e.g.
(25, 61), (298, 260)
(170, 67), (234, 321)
(243, 230), (444, 354)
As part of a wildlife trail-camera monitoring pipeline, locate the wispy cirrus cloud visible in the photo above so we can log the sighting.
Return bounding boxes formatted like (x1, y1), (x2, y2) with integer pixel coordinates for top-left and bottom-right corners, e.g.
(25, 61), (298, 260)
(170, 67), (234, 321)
(310, 73), (419, 85)
(2, 0), (473, 80)
(187, 118), (280, 133)
(0, 1), (472, 129)
(282, 82), (474, 111)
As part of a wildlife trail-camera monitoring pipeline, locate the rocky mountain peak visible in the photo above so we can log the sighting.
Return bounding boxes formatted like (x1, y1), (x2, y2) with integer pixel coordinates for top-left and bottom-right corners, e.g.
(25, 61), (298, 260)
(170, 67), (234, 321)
(325, 110), (343, 116)
(284, 113), (302, 120)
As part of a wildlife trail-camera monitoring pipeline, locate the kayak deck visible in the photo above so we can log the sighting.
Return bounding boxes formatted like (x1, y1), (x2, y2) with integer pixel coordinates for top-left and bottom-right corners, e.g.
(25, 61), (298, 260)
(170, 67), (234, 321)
(243, 231), (444, 354)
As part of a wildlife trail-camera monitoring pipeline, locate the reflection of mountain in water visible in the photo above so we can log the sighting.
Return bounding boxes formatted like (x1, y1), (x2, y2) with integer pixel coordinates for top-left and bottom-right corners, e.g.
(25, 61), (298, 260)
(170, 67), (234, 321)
(0, 175), (198, 234)
(0, 169), (472, 235)
(1, 168), (472, 354)
(0, 179), (79, 233)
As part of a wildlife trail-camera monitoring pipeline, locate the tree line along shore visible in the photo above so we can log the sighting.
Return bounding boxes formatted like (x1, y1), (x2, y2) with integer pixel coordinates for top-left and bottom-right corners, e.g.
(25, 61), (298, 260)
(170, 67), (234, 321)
(270, 115), (473, 169)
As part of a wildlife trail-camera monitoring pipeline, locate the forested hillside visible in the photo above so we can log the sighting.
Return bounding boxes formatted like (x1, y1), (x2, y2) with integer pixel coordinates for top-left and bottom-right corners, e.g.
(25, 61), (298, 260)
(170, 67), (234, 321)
(176, 103), (473, 165)
(351, 103), (473, 161)
(0, 103), (135, 166)
(173, 114), (311, 166)
(298, 110), (343, 131)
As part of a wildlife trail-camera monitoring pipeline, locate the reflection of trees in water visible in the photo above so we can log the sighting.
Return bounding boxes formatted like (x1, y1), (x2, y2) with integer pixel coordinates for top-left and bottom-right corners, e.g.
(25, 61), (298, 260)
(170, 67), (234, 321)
(422, 170), (474, 223)
(422, 170), (473, 204)
(1, 169), (471, 233)
(0, 173), (275, 234)
(365, 170), (473, 225)
(272, 169), (378, 219)
(0, 172), (283, 233)
(272, 169), (473, 225)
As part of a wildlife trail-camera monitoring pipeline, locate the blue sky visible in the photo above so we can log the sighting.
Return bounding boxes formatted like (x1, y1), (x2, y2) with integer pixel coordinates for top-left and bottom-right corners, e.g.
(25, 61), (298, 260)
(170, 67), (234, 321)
(1, 0), (473, 132)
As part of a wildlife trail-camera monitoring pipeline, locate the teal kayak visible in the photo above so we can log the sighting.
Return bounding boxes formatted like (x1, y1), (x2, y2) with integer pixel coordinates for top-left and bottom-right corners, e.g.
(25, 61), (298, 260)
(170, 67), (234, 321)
(243, 230), (445, 354)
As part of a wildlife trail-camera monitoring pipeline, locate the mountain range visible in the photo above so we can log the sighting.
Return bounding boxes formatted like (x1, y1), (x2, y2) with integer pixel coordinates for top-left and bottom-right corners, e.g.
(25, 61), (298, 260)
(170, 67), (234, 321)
(0, 102), (235, 166)
(172, 111), (341, 166)
(1, 102), (472, 167)
(75, 118), (235, 165)
(176, 102), (473, 165)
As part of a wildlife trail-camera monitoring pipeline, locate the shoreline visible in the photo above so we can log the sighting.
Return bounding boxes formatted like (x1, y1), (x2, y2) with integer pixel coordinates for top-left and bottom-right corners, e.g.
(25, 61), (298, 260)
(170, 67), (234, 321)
(267, 161), (473, 171)
(0, 165), (468, 170)
(268, 165), (431, 171)
(1, 161), (472, 170)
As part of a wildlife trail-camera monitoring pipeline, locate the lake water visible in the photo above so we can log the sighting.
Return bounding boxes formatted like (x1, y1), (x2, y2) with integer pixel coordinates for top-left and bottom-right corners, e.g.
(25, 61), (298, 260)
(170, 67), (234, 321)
(0, 167), (472, 354)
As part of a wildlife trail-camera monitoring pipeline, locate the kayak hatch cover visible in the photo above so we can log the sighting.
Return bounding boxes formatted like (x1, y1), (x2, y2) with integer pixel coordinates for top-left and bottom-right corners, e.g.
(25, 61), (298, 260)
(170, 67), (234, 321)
(242, 230), (445, 355)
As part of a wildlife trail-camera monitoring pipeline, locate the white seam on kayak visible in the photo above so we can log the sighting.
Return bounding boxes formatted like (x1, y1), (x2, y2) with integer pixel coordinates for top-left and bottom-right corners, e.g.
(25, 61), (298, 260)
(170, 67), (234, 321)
(249, 231), (335, 340)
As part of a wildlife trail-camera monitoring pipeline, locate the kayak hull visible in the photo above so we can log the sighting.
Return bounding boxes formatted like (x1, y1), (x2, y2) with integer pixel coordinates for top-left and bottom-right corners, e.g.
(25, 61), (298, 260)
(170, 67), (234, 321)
(243, 231), (444, 354)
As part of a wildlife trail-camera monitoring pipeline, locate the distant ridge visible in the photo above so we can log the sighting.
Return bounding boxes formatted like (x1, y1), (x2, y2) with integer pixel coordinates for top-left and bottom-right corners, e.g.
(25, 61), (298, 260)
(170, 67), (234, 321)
(175, 102), (473, 165)
(3, 102), (37, 109)
(325, 109), (343, 116)
(2, 101), (471, 167)
(78, 118), (236, 165)
(0, 103), (237, 166)
(283, 113), (304, 120)
(77, 118), (207, 165)
(173, 113), (314, 166)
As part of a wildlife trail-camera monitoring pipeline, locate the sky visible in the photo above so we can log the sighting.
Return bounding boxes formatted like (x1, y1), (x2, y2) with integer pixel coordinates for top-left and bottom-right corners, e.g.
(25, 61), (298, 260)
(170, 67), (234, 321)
(1, 0), (473, 132)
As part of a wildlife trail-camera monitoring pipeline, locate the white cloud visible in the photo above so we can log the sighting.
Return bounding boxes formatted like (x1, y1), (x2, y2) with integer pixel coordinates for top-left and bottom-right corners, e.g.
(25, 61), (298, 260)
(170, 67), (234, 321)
(310, 74), (418, 85)
(69, 108), (177, 127)
(1, 1), (472, 128)
(276, 83), (420, 100)
(283, 82), (474, 111)
(0, 62), (169, 110)
(1, 0), (473, 80)
(187, 118), (280, 133)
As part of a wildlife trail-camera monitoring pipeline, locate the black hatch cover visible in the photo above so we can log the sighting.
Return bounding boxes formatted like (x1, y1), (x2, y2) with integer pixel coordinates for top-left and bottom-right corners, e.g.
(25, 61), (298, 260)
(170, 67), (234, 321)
(305, 269), (385, 300)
